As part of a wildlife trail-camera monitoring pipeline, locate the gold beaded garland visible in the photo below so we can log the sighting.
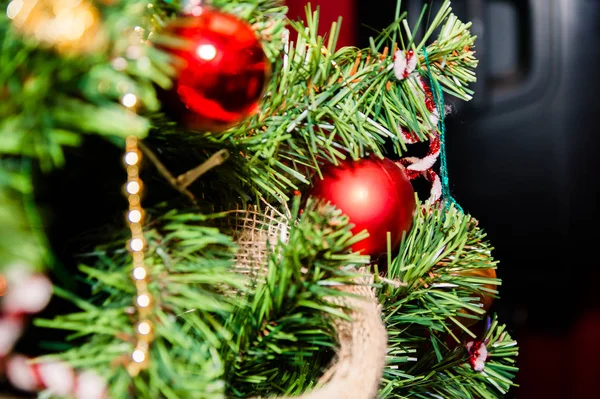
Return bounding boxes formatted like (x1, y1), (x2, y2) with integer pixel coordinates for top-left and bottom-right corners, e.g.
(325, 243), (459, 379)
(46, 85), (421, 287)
(123, 136), (153, 377)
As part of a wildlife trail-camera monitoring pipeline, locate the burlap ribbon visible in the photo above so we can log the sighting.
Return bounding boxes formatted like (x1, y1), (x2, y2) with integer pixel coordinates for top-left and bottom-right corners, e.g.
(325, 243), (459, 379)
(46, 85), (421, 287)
(224, 206), (387, 399)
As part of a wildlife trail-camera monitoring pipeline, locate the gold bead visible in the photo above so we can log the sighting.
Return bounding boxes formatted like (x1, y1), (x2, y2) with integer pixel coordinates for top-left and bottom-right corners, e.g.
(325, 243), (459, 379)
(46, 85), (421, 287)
(137, 321), (152, 336)
(129, 194), (141, 206)
(130, 223), (142, 236)
(127, 165), (139, 178)
(130, 238), (144, 252)
(132, 252), (144, 263)
(124, 151), (139, 166)
(121, 93), (138, 108)
(136, 293), (151, 308)
(126, 180), (141, 195)
(131, 349), (146, 363)
(132, 266), (147, 280)
(126, 136), (138, 147)
(128, 209), (142, 223)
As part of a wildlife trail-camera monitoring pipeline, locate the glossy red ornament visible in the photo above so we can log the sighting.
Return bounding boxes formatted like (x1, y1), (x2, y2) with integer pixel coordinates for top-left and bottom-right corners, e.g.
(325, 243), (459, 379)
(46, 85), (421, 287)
(157, 8), (269, 132)
(307, 157), (416, 258)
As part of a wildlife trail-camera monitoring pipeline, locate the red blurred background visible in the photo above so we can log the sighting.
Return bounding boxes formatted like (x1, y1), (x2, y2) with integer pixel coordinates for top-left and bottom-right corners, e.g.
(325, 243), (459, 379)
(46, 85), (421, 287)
(286, 0), (356, 47)
(286, 0), (600, 398)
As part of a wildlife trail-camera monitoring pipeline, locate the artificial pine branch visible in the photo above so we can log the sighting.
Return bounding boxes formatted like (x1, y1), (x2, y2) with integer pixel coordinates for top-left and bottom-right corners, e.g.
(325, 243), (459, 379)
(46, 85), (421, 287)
(0, 159), (48, 270)
(382, 202), (495, 344)
(385, 316), (518, 399)
(0, 0), (287, 169)
(200, 3), (478, 202)
(0, 1), (520, 397)
(1, 0), (479, 203)
(378, 202), (518, 397)
(222, 198), (369, 397)
(0, 0), (159, 170)
(35, 209), (243, 398)
(36, 198), (370, 398)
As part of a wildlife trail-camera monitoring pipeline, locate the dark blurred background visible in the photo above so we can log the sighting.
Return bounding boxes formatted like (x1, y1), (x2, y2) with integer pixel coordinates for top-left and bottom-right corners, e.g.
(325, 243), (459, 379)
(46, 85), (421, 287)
(288, 0), (600, 397)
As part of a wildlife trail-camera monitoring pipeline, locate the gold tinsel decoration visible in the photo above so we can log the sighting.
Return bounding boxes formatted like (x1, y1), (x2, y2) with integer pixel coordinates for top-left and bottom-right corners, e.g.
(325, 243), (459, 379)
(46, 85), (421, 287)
(7, 0), (106, 54)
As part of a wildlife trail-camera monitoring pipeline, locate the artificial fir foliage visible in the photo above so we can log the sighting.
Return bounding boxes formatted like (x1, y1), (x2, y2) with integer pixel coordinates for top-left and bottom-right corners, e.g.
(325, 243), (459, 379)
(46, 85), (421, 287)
(380, 203), (518, 398)
(0, 0), (518, 398)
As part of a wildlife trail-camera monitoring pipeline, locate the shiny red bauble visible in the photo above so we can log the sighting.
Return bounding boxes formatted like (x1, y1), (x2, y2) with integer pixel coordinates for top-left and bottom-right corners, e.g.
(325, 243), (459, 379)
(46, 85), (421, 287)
(157, 8), (269, 132)
(307, 157), (416, 258)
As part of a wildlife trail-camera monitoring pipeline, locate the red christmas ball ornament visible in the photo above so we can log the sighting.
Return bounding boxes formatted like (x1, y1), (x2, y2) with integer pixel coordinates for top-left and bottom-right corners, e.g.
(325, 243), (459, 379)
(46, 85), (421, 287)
(157, 7), (269, 132)
(307, 157), (416, 258)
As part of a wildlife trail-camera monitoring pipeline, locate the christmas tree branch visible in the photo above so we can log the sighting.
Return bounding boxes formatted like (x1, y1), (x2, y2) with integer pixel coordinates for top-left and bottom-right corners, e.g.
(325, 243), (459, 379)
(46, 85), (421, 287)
(0, 0), (287, 170)
(0, 159), (48, 271)
(376, 202), (518, 397)
(1, 0), (479, 205)
(35, 198), (370, 398)
(212, 2), (478, 200)
(382, 203), (497, 339)
(222, 198), (370, 397)
(380, 315), (518, 398)
(35, 209), (244, 398)
(0, 1), (519, 397)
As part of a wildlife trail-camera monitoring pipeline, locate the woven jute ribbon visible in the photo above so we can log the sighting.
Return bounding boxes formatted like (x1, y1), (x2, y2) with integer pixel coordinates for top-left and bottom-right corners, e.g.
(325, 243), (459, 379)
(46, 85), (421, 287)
(223, 205), (388, 399)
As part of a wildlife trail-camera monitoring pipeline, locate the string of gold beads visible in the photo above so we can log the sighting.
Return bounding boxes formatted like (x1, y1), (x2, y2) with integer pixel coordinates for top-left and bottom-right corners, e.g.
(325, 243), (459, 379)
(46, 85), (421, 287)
(124, 136), (153, 377)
